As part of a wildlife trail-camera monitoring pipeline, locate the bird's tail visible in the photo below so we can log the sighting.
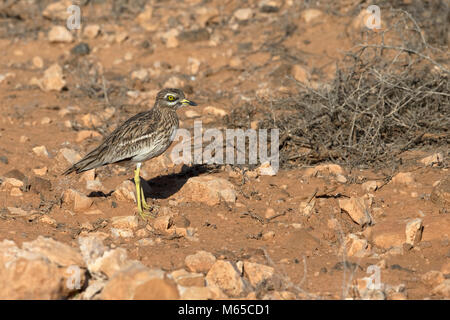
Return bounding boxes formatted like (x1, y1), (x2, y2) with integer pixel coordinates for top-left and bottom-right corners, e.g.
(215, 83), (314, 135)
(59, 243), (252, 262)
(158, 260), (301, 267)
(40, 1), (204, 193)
(62, 148), (106, 175)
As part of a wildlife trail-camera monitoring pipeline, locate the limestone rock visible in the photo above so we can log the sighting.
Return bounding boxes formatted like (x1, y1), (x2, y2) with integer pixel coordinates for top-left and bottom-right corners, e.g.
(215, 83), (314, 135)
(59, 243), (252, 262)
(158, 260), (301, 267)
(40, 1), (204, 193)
(205, 260), (247, 297)
(185, 251), (217, 273)
(243, 261), (275, 287)
(83, 24), (100, 39)
(113, 180), (136, 203)
(100, 264), (177, 299)
(421, 271), (445, 287)
(339, 197), (373, 226)
(300, 9), (323, 23)
(234, 8), (253, 21)
(171, 269), (205, 287)
(63, 189), (93, 212)
(32, 145), (49, 157)
(43, 0), (72, 20)
(48, 26), (73, 43)
(177, 176), (236, 206)
(341, 233), (370, 257)
(430, 176), (450, 207)
(40, 64), (66, 92)
(391, 172), (415, 185)
(405, 218), (423, 246)
(21, 236), (84, 268)
(432, 279), (450, 297)
(0, 238), (85, 299)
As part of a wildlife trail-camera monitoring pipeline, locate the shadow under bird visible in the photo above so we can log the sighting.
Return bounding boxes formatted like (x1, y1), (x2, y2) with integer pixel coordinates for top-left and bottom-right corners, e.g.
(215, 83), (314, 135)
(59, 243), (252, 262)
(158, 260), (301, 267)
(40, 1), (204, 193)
(63, 88), (197, 219)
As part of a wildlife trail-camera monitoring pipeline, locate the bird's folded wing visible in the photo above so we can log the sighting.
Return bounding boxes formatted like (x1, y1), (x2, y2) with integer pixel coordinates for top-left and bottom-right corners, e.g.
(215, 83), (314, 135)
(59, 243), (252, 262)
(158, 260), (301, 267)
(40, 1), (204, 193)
(97, 110), (162, 164)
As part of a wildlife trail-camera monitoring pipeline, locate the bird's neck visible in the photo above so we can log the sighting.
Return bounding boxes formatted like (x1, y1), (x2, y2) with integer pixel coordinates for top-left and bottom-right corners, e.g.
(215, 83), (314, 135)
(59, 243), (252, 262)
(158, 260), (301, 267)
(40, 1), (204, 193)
(156, 106), (179, 127)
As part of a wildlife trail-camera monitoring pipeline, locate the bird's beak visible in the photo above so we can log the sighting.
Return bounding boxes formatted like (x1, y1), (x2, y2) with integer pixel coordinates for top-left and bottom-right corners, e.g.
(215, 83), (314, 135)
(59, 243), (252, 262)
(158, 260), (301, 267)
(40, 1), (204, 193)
(181, 99), (197, 106)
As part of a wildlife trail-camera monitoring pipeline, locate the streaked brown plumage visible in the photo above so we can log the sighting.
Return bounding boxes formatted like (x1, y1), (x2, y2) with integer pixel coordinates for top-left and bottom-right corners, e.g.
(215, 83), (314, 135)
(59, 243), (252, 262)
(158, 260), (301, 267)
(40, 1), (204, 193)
(63, 88), (196, 174)
(63, 88), (197, 218)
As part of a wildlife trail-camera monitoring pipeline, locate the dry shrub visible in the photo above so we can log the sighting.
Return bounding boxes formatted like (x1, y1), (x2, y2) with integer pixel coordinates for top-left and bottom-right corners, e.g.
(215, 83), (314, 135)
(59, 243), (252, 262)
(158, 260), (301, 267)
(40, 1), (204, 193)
(256, 9), (449, 169)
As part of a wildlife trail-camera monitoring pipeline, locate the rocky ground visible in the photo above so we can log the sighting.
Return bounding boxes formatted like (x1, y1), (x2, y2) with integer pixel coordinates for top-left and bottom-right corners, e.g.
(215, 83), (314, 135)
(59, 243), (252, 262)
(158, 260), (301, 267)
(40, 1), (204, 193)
(0, 0), (449, 300)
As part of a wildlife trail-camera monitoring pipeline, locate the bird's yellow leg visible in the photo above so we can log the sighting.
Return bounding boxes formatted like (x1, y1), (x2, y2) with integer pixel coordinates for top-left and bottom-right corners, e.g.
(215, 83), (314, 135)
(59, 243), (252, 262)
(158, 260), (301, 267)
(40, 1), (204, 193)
(140, 187), (151, 210)
(134, 163), (150, 219)
(140, 184), (159, 218)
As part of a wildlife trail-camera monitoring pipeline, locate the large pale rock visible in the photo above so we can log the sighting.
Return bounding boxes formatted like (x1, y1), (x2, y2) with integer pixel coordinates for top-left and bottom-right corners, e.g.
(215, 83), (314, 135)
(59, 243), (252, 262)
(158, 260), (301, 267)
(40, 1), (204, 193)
(432, 279), (450, 297)
(205, 260), (247, 297)
(243, 261), (275, 287)
(113, 180), (136, 203)
(78, 235), (160, 282)
(22, 236), (84, 267)
(420, 152), (443, 166)
(152, 214), (173, 233)
(111, 216), (139, 230)
(87, 248), (130, 279)
(300, 9), (323, 23)
(303, 164), (345, 177)
(0, 238), (85, 299)
(185, 251), (216, 273)
(78, 236), (107, 267)
(83, 24), (100, 39)
(48, 26), (73, 43)
(421, 271), (445, 287)
(171, 269), (205, 287)
(362, 180), (382, 192)
(0, 178), (23, 191)
(292, 65), (310, 84)
(341, 233), (370, 257)
(339, 197), (373, 226)
(6, 207), (31, 217)
(195, 7), (219, 27)
(40, 64), (66, 91)
(136, 5), (157, 31)
(430, 176), (450, 208)
(63, 189), (93, 212)
(100, 264), (178, 299)
(43, 0), (72, 20)
(32, 145), (49, 157)
(234, 8), (253, 21)
(110, 228), (134, 238)
(405, 218), (423, 246)
(391, 172), (415, 185)
(257, 162), (277, 176)
(176, 176), (236, 206)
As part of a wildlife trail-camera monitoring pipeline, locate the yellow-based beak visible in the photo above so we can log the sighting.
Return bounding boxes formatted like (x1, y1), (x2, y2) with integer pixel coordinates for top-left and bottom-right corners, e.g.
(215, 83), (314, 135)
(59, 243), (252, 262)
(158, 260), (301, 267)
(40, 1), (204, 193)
(181, 99), (197, 106)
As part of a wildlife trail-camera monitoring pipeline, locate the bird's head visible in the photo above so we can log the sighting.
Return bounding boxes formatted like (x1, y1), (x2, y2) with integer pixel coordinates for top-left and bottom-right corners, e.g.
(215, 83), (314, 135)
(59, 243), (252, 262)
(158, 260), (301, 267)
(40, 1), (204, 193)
(155, 88), (197, 110)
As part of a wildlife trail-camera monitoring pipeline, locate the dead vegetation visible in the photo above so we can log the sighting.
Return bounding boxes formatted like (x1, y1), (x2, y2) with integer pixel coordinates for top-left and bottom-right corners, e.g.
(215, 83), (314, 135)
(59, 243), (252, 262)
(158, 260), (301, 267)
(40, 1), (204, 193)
(245, 8), (449, 169)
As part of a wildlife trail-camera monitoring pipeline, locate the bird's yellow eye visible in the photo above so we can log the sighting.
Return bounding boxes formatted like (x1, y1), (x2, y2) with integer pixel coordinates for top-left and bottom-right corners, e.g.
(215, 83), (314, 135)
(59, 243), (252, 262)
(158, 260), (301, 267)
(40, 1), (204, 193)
(167, 95), (175, 101)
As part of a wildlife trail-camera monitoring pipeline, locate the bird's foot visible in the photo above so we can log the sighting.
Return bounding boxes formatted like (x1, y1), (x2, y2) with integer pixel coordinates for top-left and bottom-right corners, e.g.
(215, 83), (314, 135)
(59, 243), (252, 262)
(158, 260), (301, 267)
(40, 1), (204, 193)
(138, 208), (154, 220)
(140, 188), (151, 211)
(139, 193), (158, 220)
